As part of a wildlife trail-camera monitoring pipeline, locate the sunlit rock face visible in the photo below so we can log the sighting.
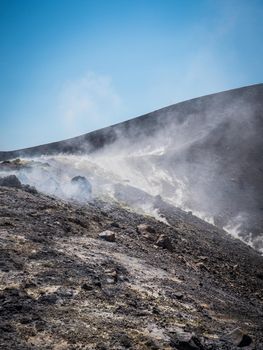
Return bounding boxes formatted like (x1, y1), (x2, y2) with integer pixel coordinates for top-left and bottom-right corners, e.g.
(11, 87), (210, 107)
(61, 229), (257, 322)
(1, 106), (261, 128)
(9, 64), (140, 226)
(0, 84), (263, 250)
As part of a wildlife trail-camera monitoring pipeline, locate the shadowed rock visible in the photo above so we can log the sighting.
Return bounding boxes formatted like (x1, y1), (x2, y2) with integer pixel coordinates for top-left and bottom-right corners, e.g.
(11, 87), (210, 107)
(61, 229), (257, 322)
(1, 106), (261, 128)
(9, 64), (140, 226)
(0, 175), (22, 188)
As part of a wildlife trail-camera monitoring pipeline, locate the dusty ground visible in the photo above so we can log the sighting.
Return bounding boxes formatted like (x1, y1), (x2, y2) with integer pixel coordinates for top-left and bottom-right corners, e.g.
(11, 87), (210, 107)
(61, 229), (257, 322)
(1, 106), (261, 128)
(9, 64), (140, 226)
(0, 184), (263, 349)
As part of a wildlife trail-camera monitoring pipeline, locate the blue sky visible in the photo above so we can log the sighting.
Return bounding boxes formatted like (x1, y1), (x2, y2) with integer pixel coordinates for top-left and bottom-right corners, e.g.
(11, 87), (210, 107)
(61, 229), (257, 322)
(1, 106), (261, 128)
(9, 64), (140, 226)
(0, 0), (263, 150)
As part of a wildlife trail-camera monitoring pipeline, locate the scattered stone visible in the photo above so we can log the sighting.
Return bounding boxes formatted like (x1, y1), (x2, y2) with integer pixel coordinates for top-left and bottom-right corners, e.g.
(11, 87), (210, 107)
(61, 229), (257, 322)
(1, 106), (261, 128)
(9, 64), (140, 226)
(0, 170), (262, 349)
(155, 234), (173, 250)
(94, 280), (102, 288)
(110, 221), (120, 228)
(145, 338), (160, 350)
(0, 323), (15, 333)
(224, 328), (252, 347)
(0, 175), (22, 188)
(38, 293), (59, 305)
(137, 224), (156, 241)
(119, 333), (132, 348)
(118, 274), (128, 282)
(96, 343), (108, 350)
(56, 287), (74, 298)
(35, 320), (46, 332)
(81, 283), (93, 291)
(174, 292), (184, 300)
(135, 309), (151, 317)
(22, 280), (37, 289)
(98, 230), (116, 242)
(195, 262), (208, 270)
(137, 224), (156, 235)
(170, 331), (204, 350)
(105, 269), (118, 284)
(152, 306), (160, 314)
(198, 256), (208, 262)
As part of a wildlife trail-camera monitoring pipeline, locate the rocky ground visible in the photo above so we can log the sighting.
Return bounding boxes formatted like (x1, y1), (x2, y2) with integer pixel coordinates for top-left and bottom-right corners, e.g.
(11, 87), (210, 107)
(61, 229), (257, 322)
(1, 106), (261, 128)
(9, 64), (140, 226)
(0, 179), (263, 349)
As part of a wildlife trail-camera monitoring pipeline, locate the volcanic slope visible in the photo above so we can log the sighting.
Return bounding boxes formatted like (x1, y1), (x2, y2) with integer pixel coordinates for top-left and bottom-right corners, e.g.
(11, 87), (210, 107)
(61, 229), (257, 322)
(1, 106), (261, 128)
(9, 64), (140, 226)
(0, 84), (263, 246)
(0, 182), (263, 349)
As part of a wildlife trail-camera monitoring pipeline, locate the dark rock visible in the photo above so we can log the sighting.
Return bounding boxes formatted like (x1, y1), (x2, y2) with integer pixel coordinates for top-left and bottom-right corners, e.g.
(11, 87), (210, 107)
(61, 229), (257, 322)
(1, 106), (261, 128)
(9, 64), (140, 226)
(119, 334), (132, 348)
(170, 331), (204, 350)
(137, 224), (156, 240)
(23, 184), (38, 194)
(81, 283), (93, 291)
(198, 256), (208, 262)
(156, 234), (173, 250)
(174, 292), (184, 300)
(38, 293), (59, 305)
(20, 317), (34, 324)
(0, 175), (22, 188)
(195, 262), (208, 270)
(71, 175), (91, 189)
(145, 340), (160, 349)
(35, 320), (46, 332)
(22, 280), (37, 289)
(137, 224), (156, 234)
(56, 287), (74, 298)
(105, 269), (118, 284)
(96, 343), (108, 350)
(110, 222), (120, 228)
(99, 230), (116, 242)
(256, 271), (263, 280)
(152, 306), (160, 314)
(118, 274), (129, 282)
(0, 323), (15, 333)
(135, 309), (151, 316)
(94, 279), (102, 288)
(224, 328), (253, 347)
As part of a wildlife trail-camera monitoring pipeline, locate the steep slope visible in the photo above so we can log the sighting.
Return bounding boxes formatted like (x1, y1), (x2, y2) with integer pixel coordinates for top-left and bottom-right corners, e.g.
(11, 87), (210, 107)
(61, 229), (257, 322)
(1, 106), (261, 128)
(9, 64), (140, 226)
(1, 85), (262, 159)
(0, 184), (263, 349)
(0, 84), (263, 248)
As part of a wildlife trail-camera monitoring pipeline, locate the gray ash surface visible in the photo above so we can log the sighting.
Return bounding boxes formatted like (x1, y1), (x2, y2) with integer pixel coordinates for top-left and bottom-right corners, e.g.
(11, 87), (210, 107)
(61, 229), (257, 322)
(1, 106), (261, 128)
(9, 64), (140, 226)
(0, 184), (262, 349)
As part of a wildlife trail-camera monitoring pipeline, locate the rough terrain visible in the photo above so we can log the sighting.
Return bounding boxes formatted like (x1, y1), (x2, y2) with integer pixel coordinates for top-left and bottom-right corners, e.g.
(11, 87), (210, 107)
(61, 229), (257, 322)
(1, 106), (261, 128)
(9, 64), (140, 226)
(0, 181), (263, 349)
(1, 84), (263, 246)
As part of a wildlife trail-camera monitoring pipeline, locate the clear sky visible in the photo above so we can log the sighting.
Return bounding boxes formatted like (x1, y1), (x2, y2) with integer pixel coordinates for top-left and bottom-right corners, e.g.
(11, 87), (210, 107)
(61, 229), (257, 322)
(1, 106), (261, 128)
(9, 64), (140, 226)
(0, 0), (263, 150)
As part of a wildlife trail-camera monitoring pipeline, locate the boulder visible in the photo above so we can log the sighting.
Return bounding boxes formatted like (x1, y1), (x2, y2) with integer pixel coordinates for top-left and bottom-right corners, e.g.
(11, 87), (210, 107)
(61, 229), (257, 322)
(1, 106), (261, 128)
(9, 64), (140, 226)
(98, 230), (116, 242)
(81, 283), (93, 291)
(71, 175), (92, 196)
(119, 333), (132, 348)
(174, 292), (184, 300)
(224, 328), (252, 347)
(137, 224), (156, 234)
(105, 269), (118, 284)
(170, 331), (204, 350)
(0, 175), (22, 188)
(23, 184), (38, 194)
(137, 224), (156, 240)
(156, 234), (173, 251)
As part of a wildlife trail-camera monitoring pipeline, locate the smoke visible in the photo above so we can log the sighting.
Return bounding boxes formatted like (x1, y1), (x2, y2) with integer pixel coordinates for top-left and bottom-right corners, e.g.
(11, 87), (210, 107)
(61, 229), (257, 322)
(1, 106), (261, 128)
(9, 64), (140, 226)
(224, 214), (263, 254)
(58, 72), (123, 134)
(1, 85), (262, 253)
